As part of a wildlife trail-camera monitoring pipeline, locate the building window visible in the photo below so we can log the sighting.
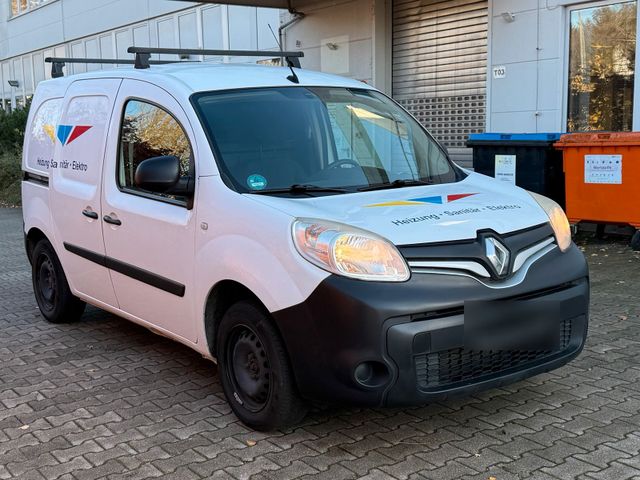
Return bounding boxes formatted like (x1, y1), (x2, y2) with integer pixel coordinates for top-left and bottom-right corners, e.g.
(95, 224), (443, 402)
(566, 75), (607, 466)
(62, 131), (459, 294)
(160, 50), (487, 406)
(567, 1), (637, 132)
(11, 0), (52, 17)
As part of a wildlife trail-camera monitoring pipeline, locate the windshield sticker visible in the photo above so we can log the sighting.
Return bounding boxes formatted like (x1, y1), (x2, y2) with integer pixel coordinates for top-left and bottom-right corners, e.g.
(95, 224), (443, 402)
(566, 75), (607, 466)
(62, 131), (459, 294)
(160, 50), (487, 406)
(247, 174), (268, 190)
(365, 193), (477, 208)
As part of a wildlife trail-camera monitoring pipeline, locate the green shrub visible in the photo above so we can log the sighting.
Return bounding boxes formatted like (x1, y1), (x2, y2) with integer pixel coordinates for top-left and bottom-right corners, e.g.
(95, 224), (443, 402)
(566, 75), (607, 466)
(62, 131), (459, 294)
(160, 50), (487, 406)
(0, 103), (30, 154)
(0, 151), (22, 207)
(0, 103), (30, 206)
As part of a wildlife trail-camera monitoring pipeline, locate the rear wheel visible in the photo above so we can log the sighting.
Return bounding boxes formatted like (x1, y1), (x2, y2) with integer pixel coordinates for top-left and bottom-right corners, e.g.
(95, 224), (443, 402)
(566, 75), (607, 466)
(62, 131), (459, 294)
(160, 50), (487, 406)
(32, 239), (86, 323)
(216, 301), (307, 430)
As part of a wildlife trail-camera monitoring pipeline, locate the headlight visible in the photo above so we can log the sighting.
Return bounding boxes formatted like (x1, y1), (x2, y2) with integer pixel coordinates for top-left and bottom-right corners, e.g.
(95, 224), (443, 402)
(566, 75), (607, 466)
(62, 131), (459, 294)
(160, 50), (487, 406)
(529, 192), (572, 252)
(292, 219), (410, 281)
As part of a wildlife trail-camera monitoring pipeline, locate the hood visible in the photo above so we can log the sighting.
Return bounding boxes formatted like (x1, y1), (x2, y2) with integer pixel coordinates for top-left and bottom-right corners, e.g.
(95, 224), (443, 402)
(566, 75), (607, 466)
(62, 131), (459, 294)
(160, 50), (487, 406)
(245, 173), (551, 245)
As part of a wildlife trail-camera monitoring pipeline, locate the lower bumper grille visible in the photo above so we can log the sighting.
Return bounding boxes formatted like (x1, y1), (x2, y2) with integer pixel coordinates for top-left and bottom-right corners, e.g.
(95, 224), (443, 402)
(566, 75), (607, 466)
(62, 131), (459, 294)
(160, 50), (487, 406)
(416, 318), (573, 390)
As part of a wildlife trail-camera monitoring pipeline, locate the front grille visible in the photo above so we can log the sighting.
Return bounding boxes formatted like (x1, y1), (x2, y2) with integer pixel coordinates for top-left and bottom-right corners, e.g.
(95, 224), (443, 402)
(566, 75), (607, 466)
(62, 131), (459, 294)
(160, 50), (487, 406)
(415, 319), (573, 390)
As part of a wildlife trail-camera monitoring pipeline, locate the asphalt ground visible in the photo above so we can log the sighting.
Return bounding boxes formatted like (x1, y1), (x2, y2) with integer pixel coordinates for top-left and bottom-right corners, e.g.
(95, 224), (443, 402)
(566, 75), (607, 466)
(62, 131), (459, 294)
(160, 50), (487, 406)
(1, 206), (640, 480)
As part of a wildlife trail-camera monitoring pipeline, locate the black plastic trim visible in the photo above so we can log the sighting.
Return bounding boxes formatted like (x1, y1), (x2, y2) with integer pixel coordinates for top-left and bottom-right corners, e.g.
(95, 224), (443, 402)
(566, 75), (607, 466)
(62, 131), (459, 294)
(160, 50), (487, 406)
(23, 171), (49, 186)
(271, 243), (589, 407)
(398, 223), (555, 281)
(63, 242), (185, 297)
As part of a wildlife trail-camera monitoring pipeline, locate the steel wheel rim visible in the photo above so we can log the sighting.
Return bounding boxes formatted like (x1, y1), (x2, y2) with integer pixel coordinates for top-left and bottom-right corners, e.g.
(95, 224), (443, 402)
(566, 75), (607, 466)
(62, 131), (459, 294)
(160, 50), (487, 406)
(36, 254), (57, 312)
(226, 325), (271, 413)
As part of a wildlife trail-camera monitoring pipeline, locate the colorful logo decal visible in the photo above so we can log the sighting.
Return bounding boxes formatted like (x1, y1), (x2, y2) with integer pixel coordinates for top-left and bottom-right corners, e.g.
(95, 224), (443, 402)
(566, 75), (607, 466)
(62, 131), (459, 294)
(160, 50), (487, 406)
(43, 124), (57, 144)
(56, 125), (92, 145)
(366, 193), (478, 208)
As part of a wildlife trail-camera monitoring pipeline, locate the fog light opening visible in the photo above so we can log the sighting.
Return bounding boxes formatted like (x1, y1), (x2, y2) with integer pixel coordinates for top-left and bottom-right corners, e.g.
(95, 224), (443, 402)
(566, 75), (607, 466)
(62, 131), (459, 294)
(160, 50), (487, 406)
(354, 361), (390, 388)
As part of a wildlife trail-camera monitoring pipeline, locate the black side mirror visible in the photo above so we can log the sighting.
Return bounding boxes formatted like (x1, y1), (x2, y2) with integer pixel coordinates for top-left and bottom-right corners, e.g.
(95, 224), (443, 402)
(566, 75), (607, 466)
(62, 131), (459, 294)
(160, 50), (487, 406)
(134, 155), (181, 193)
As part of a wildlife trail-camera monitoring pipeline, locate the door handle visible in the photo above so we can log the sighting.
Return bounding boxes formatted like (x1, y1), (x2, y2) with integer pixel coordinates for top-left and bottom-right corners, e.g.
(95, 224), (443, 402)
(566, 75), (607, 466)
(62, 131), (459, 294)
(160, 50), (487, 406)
(103, 215), (122, 226)
(82, 209), (98, 219)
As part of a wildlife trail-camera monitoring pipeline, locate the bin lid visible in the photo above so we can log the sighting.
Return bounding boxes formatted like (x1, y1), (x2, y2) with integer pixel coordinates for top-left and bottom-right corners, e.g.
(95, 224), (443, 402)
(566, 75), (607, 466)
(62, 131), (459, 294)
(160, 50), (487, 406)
(467, 133), (562, 145)
(554, 132), (640, 148)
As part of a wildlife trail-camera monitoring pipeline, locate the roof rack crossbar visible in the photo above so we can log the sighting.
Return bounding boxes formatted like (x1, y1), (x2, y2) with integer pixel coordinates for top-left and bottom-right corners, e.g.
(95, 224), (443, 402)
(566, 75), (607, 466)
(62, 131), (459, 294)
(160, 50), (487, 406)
(44, 57), (173, 78)
(127, 46), (304, 69)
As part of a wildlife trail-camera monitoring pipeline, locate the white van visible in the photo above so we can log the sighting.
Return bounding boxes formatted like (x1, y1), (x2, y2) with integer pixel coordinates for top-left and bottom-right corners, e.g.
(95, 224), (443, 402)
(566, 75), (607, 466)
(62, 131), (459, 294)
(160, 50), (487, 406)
(22, 48), (589, 430)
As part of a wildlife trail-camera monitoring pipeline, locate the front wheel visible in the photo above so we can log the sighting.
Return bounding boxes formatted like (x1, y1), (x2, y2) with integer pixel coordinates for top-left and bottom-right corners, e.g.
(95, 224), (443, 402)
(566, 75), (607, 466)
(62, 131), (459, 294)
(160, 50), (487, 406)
(32, 239), (86, 323)
(216, 301), (307, 430)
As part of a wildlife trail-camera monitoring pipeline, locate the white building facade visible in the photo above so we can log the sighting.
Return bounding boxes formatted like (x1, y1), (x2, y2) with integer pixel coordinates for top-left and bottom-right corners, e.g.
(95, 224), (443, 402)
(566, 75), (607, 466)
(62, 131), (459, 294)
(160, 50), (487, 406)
(487, 0), (637, 134)
(3, 0), (637, 167)
(279, 0), (637, 166)
(1, 0), (281, 110)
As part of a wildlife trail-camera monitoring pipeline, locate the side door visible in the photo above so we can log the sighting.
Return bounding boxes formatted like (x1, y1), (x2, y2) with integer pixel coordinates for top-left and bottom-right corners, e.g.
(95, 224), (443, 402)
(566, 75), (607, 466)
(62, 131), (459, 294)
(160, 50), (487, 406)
(101, 79), (198, 342)
(49, 79), (121, 307)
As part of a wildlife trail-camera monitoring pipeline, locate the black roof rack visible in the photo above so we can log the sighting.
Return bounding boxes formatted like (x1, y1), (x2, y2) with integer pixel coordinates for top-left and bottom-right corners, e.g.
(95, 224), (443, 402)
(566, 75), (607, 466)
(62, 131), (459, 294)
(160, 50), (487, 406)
(45, 47), (305, 82)
(44, 57), (174, 78)
(127, 46), (304, 69)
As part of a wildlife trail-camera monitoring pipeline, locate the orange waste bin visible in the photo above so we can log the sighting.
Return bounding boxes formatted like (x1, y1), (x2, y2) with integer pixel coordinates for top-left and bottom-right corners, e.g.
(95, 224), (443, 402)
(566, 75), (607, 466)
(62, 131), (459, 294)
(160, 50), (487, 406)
(554, 132), (640, 250)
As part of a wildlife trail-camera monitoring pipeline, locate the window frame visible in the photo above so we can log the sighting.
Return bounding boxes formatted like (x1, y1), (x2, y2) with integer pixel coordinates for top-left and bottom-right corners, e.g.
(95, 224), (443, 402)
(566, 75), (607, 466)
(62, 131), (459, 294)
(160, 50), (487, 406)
(562, 0), (640, 131)
(116, 96), (196, 209)
(10, 0), (58, 18)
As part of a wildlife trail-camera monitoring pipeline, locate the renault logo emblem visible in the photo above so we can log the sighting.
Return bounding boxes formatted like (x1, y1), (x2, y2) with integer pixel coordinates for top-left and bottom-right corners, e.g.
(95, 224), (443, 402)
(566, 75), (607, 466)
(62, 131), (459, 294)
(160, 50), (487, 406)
(484, 237), (510, 277)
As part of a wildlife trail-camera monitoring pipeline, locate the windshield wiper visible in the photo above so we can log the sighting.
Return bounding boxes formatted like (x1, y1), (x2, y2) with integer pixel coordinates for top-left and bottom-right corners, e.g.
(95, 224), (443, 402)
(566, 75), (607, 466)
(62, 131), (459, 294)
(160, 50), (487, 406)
(250, 184), (351, 195)
(357, 179), (434, 192)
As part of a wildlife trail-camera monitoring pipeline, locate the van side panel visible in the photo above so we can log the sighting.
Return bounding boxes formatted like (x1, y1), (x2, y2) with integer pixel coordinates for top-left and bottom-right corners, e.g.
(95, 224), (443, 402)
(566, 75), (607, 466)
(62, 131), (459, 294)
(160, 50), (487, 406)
(49, 79), (122, 307)
(22, 181), (53, 248)
(100, 79), (199, 343)
(22, 81), (69, 251)
(193, 176), (330, 355)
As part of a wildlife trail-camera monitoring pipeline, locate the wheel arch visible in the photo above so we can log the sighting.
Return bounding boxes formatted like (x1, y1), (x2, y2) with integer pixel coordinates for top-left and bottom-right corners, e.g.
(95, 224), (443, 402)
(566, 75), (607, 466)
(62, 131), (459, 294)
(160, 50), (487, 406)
(22, 180), (55, 264)
(204, 279), (278, 358)
(25, 227), (50, 264)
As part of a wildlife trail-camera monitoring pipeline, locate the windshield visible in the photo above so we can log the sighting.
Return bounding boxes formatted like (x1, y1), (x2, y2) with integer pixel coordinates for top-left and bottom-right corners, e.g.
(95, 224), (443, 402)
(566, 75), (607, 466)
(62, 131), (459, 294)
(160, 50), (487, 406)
(192, 87), (464, 195)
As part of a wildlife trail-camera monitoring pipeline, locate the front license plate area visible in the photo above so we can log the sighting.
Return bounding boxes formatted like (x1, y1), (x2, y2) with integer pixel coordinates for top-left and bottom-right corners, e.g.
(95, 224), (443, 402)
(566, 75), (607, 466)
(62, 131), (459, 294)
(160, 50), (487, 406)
(464, 300), (561, 351)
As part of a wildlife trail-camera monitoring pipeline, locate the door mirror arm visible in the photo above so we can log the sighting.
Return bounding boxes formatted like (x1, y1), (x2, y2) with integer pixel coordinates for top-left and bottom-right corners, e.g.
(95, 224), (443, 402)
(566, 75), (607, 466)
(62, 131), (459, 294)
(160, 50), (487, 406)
(164, 175), (194, 197)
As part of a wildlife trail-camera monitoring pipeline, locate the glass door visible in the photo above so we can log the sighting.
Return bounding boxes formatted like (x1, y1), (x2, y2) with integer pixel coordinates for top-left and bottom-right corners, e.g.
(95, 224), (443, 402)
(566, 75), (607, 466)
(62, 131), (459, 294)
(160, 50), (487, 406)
(567, 1), (637, 131)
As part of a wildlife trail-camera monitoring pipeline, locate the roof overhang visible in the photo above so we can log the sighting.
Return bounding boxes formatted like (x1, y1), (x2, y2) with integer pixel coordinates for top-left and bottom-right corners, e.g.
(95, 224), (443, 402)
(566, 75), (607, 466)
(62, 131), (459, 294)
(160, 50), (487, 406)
(175, 0), (320, 10)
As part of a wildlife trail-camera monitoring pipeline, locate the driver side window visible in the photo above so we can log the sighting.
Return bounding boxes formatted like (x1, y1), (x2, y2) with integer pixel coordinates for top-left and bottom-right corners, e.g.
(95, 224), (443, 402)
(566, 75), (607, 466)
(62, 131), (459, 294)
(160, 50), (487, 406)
(118, 99), (192, 202)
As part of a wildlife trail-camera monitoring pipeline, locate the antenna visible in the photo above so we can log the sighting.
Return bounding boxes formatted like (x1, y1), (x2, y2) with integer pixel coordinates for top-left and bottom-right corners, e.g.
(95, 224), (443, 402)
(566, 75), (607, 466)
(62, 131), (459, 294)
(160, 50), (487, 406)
(267, 25), (300, 84)
(285, 59), (300, 84)
(267, 24), (299, 83)
(268, 23), (282, 51)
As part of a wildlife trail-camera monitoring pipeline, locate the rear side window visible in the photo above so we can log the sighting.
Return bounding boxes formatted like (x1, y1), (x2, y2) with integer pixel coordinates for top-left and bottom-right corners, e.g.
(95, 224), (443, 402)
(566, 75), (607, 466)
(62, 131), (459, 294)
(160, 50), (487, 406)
(25, 98), (62, 174)
(118, 99), (192, 202)
(61, 95), (110, 185)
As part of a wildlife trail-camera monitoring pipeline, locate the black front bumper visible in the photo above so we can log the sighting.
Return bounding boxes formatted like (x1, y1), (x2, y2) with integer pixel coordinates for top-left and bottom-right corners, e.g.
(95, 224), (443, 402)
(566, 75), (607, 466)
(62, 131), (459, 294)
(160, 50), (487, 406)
(272, 243), (589, 407)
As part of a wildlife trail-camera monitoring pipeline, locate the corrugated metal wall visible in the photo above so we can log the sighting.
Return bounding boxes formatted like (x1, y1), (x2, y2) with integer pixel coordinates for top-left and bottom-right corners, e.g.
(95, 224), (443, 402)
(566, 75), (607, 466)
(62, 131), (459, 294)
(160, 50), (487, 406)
(392, 0), (488, 167)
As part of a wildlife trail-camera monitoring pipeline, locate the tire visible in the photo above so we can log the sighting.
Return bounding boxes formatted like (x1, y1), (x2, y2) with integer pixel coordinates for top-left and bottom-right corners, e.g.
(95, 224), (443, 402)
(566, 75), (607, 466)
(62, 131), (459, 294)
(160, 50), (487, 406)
(31, 239), (86, 323)
(216, 301), (307, 430)
(631, 230), (640, 251)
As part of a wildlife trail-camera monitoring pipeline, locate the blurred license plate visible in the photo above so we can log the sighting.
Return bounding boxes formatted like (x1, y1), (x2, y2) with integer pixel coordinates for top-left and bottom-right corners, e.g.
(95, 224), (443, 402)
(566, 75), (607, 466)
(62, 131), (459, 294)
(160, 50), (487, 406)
(464, 300), (560, 351)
